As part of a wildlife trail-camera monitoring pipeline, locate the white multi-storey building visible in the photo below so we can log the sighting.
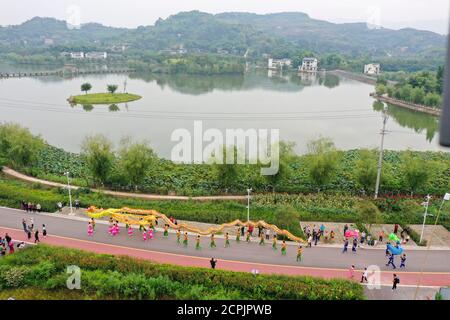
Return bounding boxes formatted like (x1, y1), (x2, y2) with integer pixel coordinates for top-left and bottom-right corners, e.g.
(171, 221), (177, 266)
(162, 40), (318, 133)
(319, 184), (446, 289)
(299, 57), (318, 73)
(268, 58), (292, 70)
(364, 63), (381, 75)
(70, 52), (85, 59)
(85, 52), (108, 59)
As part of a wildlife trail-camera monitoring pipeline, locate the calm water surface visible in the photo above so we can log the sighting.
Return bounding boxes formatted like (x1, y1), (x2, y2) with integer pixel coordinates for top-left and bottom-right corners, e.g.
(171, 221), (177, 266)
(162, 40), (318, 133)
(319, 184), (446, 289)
(0, 69), (446, 157)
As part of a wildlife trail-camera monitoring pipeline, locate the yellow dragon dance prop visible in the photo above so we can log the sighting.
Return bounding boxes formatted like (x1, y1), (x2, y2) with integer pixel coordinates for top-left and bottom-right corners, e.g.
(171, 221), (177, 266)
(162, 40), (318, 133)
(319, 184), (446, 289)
(86, 206), (305, 243)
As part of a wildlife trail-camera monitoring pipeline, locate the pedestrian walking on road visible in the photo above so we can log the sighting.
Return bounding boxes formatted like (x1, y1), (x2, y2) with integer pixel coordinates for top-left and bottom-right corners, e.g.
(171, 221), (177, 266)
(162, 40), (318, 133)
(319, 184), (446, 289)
(392, 274), (400, 290)
(22, 219), (28, 234)
(236, 228), (240, 243)
(342, 239), (349, 253)
(176, 229), (181, 244)
(307, 235), (313, 248)
(352, 238), (358, 253)
(386, 253), (396, 269)
(349, 265), (355, 279)
(34, 229), (40, 243)
(400, 254), (407, 268)
(163, 224), (169, 238)
(210, 258), (217, 269)
(42, 224), (47, 238)
(360, 268), (368, 283)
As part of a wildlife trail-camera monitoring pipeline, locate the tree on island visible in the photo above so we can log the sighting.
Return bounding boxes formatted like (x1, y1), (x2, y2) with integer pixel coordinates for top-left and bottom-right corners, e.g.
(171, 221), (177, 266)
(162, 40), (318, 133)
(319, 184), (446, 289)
(107, 85), (118, 94)
(81, 83), (92, 95)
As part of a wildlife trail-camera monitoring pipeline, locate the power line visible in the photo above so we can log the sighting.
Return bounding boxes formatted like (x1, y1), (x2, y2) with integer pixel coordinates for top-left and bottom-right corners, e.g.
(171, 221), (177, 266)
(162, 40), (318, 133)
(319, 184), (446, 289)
(0, 97), (373, 116)
(0, 103), (380, 121)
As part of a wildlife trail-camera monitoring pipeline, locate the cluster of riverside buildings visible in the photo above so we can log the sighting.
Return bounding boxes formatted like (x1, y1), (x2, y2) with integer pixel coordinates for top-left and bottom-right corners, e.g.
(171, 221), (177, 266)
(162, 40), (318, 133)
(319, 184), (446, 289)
(268, 57), (319, 73)
(67, 51), (108, 59)
(268, 57), (381, 75)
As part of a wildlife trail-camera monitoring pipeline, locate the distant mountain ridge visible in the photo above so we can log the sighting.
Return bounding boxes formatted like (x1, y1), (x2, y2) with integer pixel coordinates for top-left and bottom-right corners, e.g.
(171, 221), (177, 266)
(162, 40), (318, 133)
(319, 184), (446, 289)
(0, 11), (445, 60)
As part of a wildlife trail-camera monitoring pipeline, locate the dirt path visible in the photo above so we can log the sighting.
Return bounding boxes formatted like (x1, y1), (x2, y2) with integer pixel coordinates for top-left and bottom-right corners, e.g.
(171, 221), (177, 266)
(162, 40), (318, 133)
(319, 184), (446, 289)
(2, 167), (247, 201)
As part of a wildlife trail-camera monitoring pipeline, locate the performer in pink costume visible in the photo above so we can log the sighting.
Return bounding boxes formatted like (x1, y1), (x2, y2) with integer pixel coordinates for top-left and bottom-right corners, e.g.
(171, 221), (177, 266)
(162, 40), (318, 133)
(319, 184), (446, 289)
(142, 231), (148, 241)
(87, 223), (94, 236)
(111, 224), (119, 236)
(148, 228), (154, 240)
(128, 226), (134, 237)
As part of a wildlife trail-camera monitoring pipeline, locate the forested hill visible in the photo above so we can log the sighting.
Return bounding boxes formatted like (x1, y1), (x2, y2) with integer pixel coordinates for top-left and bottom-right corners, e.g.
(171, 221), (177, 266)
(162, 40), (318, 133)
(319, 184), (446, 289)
(0, 11), (446, 62)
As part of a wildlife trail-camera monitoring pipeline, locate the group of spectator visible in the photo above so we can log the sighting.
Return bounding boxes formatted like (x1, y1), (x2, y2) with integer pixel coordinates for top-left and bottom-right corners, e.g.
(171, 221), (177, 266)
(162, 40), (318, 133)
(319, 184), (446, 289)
(20, 200), (42, 213)
(0, 233), (26, 257)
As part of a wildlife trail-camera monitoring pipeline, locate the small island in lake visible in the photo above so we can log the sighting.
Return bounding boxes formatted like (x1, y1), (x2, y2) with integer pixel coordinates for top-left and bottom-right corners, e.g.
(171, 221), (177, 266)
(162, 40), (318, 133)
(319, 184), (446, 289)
(68, 83), (142, 105)
(68, 93), (142, 105)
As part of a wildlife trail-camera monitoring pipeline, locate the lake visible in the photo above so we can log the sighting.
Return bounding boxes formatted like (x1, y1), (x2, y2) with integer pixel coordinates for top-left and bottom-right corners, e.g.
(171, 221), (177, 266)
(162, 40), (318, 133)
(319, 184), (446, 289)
(0, 69), (446, 158)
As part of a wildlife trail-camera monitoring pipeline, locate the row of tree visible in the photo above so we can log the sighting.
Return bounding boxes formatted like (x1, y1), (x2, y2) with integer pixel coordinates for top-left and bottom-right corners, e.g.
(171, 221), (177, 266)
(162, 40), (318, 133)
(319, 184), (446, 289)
(0, 123), (442, 196)
(80, 83), (119, 94)
(375, 69), (444, 108)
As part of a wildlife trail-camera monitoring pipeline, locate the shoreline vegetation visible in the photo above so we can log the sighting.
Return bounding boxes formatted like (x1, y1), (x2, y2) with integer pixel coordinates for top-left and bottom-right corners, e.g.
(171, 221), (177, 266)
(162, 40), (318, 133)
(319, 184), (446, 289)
(68, 93), (142, 105)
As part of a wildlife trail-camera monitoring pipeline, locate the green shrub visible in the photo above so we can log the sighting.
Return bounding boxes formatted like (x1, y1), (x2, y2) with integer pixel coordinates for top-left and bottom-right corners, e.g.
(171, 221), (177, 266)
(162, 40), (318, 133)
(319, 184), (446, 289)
(0, 245), (365, 300)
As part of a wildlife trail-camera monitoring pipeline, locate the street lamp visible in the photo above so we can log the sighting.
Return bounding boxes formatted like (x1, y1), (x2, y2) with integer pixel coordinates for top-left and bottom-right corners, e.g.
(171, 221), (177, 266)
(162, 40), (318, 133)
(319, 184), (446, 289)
(64, 171), (74, 216)
(246, 188), (252, 222)
(420, 194), (432, 243)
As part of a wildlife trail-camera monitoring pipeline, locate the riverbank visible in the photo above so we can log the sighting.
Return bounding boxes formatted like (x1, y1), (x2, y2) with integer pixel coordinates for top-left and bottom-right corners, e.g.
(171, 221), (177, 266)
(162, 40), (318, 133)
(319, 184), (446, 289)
(372, 94), (441, 117)
(328, 70), (395, 86)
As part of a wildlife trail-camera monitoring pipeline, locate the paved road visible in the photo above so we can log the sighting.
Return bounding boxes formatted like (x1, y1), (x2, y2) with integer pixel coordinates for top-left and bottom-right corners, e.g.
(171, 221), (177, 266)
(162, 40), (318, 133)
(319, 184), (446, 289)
(1, 207), (450, 288)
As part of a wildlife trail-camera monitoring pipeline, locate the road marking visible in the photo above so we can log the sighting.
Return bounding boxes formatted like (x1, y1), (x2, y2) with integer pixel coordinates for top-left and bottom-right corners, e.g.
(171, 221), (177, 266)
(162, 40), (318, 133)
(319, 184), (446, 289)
(2, 225), (450, 276)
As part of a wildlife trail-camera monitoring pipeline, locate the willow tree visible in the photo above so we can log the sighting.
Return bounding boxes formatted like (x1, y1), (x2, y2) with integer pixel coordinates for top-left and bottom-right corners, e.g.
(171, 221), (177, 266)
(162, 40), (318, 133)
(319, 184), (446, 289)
(118, 138), (156, 190)
(306, 137), (340, 192)
(81, 134), (114, 186)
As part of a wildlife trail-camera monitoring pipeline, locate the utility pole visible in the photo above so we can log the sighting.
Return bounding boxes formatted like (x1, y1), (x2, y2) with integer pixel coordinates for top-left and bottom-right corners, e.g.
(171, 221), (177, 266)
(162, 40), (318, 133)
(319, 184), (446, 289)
(246, 188), (252, 222)
(123, 79), (127, 93)
(374, 105), (389, 199)
(420, 194), (432, 244)
(64, 171), (74, 216)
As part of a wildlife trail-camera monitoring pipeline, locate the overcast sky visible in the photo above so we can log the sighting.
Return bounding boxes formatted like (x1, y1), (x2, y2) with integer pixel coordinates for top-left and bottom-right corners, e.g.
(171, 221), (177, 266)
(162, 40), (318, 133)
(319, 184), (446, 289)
(1, 0), (449, 34)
